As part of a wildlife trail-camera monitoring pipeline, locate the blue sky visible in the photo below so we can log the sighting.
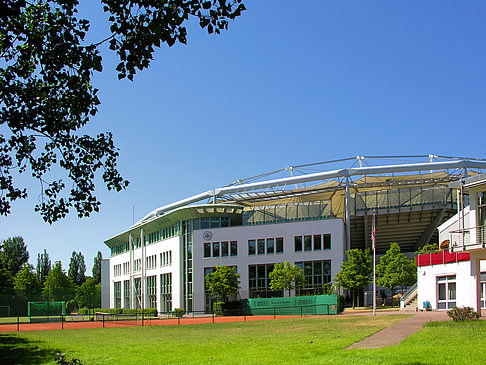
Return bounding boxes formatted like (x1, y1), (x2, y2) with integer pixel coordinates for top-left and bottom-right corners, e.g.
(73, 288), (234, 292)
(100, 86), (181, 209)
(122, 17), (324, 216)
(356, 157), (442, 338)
(1, 0), (485, 273)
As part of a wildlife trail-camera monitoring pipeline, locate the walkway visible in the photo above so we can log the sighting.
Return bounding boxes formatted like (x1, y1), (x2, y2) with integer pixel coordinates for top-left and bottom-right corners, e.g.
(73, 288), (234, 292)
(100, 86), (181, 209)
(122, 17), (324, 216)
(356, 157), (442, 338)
(346, 310), (449, 349)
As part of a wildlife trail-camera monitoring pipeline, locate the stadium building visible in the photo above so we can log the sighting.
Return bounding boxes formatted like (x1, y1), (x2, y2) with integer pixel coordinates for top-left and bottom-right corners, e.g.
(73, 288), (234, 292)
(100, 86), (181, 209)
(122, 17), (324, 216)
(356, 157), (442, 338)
(103, 156), (486, 313)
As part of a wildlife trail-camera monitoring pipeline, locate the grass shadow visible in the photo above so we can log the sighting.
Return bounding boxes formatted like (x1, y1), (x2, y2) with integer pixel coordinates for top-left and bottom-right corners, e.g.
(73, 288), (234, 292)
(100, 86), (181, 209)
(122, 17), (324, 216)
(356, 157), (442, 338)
(0, 333), (59, 364)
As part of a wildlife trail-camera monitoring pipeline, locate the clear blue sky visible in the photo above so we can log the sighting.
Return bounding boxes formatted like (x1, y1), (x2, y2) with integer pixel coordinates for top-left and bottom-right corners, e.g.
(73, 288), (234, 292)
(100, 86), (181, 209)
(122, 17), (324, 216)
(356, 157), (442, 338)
(1, 0), (485, 273)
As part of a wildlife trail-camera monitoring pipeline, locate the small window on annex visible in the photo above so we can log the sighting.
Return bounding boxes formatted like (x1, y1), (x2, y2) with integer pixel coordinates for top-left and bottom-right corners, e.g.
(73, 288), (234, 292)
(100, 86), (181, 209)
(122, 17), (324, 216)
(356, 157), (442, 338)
(437, 275), (456, 310)
(304, 235), (312, 251)
(230, 241), (238, 256)
(257, 239), (265, 255)
(294, 236), (302, 252)
(266, 238), (275, 254)
(248, 240), (256, 255)
(221, 241), (229, 257)
(276, 237), (284, 253)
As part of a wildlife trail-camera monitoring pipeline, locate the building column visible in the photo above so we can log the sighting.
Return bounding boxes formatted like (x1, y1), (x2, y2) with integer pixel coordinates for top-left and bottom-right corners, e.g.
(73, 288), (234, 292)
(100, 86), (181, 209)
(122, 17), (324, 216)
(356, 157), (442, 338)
(472, 257), (482, 316)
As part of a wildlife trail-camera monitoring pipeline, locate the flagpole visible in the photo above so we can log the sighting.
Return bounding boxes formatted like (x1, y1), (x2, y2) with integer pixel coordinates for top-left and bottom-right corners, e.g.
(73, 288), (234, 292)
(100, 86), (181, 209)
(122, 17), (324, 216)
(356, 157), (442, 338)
(372, 213), (376, 316)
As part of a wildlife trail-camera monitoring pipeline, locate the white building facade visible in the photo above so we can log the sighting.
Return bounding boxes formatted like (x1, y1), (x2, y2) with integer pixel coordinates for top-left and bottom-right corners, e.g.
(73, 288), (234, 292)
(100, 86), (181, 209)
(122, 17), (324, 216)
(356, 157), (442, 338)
(105, 204), (345, 313)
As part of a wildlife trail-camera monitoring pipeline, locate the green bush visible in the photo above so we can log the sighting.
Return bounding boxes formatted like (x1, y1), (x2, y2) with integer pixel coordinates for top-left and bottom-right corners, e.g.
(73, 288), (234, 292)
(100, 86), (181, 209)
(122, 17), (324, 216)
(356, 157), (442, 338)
(213, 301), (223, 316)
(65, 300), (78, 314)
(447, 306), (479, 322)
(173, 308), (185, 318)
(337, 295), (345, 314)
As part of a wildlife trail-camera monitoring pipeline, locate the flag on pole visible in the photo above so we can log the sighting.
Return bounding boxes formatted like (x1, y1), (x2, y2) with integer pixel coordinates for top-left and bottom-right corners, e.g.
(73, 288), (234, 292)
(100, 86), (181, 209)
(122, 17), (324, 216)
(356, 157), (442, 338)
(371, 214), (376, 250)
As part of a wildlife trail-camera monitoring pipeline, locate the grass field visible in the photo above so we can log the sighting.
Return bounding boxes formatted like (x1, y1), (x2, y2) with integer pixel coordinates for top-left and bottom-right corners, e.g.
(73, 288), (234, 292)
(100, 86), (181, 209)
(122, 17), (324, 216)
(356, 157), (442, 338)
(1, 315), (485, 364)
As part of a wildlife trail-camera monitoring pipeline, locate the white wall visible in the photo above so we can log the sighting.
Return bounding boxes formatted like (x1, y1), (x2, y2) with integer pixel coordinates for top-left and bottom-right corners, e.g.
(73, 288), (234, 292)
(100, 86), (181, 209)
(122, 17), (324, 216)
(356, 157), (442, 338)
(417, 260), (486, 310)
(192, 218), (345, 312)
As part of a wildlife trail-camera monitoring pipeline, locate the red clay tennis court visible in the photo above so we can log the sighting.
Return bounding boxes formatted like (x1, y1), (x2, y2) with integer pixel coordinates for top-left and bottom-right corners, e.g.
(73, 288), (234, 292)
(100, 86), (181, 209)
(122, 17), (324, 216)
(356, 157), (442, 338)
(0, 314), (304, 332)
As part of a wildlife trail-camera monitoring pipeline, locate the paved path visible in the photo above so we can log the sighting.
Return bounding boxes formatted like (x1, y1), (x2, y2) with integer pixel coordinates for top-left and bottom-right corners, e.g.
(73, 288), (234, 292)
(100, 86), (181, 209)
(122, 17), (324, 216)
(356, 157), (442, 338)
(346, 311), (449, 349)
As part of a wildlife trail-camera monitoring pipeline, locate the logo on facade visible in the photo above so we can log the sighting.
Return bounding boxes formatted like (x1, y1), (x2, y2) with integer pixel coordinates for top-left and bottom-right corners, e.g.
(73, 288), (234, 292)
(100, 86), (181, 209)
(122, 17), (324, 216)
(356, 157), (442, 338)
(203, 231), (212, 241)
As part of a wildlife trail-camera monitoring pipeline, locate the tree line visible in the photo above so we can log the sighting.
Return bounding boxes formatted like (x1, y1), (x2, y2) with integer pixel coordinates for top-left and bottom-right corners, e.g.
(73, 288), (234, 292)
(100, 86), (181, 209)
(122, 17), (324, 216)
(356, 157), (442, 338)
(0, 236), (103, 311)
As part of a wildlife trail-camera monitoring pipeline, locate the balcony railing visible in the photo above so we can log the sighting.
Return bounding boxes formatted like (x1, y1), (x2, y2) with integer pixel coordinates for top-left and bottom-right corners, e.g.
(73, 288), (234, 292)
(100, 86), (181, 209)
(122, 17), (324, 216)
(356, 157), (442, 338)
(449, 225), (486, 250)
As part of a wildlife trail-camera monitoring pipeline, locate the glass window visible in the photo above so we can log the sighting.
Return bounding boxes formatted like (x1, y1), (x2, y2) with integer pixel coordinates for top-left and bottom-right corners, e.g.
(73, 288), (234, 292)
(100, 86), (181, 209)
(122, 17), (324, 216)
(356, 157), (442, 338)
(204, 243), (211, 258)
(266, 238), (274, 254)
(257, 239), (265, 255)
(313, 235), (321, 250)
(192, 219), (200, 230)
(248, 240), (256, 255)
(212, 242), (220, 257)
(221, 241), (229, 257)
(323, 234), (331, 250)
(294, 236), (302, 252)
(201, 218), (210, 229)
(230, 241), (238, 256)
(304, 235), (312, 251)
(221, 217), (229, 227)
(276, 237), (283, 253)
(210, 218), (220, 228)
(249, 266), (256, 289)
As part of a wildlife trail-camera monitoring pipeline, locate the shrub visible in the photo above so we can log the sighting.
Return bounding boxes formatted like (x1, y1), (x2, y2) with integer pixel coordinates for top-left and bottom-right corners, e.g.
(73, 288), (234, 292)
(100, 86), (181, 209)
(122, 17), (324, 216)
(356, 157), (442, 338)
(213, 301), (223, 316)
(56, 352), (83, 365)
(173, 308), (185, 318)
(447, 306), (480, 322)
(65, 300), (78, 314)
(337, 295), (345, 314)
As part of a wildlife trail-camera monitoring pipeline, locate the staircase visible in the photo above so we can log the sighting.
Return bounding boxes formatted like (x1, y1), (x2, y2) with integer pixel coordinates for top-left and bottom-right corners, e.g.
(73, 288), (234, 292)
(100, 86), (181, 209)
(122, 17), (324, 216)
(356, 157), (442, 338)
(400, 283), (418, 311)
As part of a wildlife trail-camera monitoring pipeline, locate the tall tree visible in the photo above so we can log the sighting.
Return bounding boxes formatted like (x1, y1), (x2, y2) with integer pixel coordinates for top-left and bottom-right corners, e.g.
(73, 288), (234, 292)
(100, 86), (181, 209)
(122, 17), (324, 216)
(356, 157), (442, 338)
(0, 1), (245, 222)
(68, 251), (86, 286)
(336, 249), (372, 308)
(14, 264), (41, 297)
(377, 243), (417, 301)
(269, 261), (306, 297)
(0, 236), (29, 278)
(36, 249), (51, 285)
(76, 278), (101, 309)
(92, 251), (102, 284)
(43, 261), (75, 302)
(205, 266), (240, 302)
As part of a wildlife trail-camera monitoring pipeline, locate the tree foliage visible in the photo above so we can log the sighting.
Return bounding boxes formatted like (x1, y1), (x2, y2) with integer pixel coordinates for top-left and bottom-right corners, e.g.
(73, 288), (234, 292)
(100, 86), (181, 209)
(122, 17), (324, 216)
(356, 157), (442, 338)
(377, 242), (416, 296)
(335, 249), (372, 308)
(14, 264), (41, 297)
(206, 265), (240, 302)
(0, 236), (29, 278)
(269, 261), (306, 297)
(92, 251), (102, 284)
(75, 278), (101, 309)
(36, 249), (51, 285)
(43, 261), (75, 301)
(68, 251), (86, 286)
(0, 0), (245, 222)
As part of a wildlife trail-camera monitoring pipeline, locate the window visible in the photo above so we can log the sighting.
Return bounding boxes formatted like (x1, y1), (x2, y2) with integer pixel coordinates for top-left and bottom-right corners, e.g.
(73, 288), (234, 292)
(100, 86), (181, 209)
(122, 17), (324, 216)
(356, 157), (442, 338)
(295, 260), (331, 294)
(248, 263), (282, 298)
(266, 238), (274, 254)
(323, 234), (331, 250)
(114, 282), (121, 308)
(204, 243), (211, 258)
(114, 264), (122, 277)
(437, 275), (456, 310)
(304, 235), (312, 251)
(146, 255), (156, 270)
(146, 276), (157, 309)
(123, 262), (130, 275)
(221, 241), (229, 257)
(134, 259), (141, 273)
(248, 240), (256, 255)
(230, 241), (238, 256)
(276, 237), (283, 253)
(161, 273), (172, 312)
(134, 278), (141, 309)
(257, 239), (265, 255)
(295, 236), (302, 252)
(123, 280), (130, 309)
(313, 235), (321, 250)
(160, 251), (173, 266)
(212, 242), (220, 257)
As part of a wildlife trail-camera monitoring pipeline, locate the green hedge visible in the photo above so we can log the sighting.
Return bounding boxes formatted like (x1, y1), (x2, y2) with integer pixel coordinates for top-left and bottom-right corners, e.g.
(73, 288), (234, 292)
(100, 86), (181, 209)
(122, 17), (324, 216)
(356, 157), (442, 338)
(77, 308), (157, 316)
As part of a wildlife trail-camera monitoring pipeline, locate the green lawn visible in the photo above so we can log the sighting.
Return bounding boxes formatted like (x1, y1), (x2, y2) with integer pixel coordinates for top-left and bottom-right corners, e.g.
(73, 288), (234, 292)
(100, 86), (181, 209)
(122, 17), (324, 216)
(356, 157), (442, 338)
(1, 315), (484, 364)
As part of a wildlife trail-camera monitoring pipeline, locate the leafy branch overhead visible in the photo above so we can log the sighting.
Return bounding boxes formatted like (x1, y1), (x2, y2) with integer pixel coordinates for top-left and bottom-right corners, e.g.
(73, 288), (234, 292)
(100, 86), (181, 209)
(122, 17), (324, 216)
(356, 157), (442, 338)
(0, 1), (245, 222)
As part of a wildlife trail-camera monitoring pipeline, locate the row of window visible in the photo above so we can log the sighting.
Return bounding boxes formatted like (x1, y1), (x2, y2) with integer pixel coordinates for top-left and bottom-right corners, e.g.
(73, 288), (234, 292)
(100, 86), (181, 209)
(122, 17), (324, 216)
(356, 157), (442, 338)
(248, 237), (284, 255)
(114, 273), (173, 311)
(294, 234), (331, 252)
(161, 251), (172, 266)
(146, 255), (157, 270)
(114, 264), (122, 277)
(145, 223), (181, 245)
(134, 258), (141, 273)
(204, 241), (238, 258)
(123, 262), (130, 275)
